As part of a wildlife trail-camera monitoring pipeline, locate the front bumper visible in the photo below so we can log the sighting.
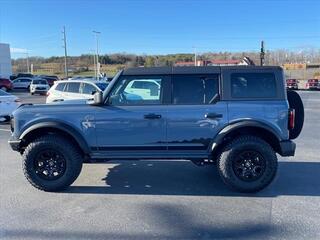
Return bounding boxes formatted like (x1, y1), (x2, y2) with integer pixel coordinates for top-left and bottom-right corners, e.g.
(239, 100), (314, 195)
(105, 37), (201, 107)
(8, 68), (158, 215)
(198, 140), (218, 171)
(8, 135), (21, 152)
(279, 140), (296, 156)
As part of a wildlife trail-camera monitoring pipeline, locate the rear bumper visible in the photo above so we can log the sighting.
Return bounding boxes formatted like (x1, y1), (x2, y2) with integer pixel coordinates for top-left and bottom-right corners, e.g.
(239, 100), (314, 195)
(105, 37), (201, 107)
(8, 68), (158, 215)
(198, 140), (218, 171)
(8, 135), (21, 152)
(279, 140), (296, 156)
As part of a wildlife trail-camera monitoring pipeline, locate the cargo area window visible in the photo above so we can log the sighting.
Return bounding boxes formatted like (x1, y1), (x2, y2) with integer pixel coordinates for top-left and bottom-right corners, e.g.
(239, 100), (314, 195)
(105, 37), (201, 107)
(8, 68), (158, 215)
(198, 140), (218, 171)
(231, 73), (276, 98)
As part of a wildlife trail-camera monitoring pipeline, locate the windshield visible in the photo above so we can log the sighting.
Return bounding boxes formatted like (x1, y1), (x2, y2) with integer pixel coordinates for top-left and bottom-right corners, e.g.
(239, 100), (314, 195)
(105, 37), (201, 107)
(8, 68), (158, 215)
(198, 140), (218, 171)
(95, 82), (108, 91)
(103, 70), (123, 101)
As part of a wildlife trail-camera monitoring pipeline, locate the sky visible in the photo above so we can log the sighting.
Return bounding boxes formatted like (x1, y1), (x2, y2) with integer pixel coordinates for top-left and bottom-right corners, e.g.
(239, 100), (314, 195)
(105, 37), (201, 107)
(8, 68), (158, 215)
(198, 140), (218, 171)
(0, 0), (319, 58)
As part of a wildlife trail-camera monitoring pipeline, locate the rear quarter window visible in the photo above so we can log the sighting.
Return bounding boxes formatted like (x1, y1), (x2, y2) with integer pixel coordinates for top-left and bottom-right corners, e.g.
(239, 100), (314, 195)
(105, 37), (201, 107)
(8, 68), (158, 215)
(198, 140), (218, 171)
(231, 73), (276, 98)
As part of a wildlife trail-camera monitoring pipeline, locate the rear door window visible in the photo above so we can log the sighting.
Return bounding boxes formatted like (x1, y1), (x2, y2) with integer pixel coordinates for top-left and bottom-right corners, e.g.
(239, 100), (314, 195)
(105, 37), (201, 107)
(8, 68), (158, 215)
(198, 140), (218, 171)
(65, 82), (80, 93)
(231, 73), (276, 98)
(172, 74), (219, 104)
(55, 83), (66, 91)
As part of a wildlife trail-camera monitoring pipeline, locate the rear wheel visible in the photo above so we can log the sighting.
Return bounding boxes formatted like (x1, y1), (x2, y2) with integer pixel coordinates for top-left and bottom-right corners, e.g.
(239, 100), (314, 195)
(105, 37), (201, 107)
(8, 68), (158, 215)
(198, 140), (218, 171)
(218, 135), (277, 193)
(22, 135), (83, 191)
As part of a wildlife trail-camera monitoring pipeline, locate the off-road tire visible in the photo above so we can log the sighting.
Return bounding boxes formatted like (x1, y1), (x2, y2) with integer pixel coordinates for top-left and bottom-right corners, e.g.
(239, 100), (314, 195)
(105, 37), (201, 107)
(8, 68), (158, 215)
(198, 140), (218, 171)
(287, 90), (304, 139)
(22, 135), (83, 192)
(218, 135), (277, 193)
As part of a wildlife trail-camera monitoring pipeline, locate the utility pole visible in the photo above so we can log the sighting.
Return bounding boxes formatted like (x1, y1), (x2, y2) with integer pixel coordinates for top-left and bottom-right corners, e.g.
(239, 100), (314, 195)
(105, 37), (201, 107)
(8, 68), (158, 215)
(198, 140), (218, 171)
(62, 26), (68, 78)
(90, 49), (96, 79)
(193, 46), (197, 66)
(93, 31), (101, 79)
(260, 40), (265, 66)
(25, 52), (30, 73)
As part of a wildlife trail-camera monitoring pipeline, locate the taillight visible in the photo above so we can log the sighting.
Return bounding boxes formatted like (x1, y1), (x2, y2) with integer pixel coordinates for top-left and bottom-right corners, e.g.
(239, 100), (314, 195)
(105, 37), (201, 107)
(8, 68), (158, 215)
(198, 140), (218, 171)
(46, 92), (50, 96)
(288, 108), (295, 130)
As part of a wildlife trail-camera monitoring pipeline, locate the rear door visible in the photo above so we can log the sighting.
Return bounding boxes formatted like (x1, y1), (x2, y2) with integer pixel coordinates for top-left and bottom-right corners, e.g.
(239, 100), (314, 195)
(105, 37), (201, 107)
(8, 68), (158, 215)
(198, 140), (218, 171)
(166, 73), (228, 156)
(65, 82), (81, 100)
(12, 79), (22, 88)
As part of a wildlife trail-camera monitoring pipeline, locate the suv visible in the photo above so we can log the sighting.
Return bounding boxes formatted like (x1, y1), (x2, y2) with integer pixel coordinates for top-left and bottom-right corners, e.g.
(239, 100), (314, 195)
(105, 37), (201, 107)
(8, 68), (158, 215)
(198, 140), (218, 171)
(8, 66), (304, 193)
(46, 80), (109, 103)
(306, 79), (319, 90)
(286, 79), (298, 90)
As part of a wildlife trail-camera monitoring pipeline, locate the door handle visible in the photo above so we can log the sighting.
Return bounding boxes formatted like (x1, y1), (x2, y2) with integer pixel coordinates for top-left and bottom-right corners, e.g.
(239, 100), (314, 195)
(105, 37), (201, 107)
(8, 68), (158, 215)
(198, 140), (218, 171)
(144, 113), (162, 119)
(205, 113), (223, 119)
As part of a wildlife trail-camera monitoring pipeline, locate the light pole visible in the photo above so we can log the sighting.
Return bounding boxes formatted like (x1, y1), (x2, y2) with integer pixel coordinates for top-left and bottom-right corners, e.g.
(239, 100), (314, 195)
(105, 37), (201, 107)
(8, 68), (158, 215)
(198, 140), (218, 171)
(62, 26), (68, 78)
(93, 31), (101, 79)
(193, 46), (197, 66)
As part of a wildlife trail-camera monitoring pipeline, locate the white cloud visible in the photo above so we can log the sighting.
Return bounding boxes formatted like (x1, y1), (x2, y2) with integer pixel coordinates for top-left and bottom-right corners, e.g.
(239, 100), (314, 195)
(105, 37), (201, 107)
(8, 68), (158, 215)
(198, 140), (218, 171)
(10, 48), (28, 53)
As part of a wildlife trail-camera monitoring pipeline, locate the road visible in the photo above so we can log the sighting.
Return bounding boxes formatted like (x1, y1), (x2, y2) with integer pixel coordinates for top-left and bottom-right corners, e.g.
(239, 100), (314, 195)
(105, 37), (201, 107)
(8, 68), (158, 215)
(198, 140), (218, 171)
(0, 91), (319, 240)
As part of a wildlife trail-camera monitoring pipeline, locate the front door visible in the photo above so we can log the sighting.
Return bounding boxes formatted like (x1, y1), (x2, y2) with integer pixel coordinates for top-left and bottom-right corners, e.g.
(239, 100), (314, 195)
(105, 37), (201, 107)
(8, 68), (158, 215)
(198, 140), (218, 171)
(166, 74), (228, 155)
(94, 75), (170, 158)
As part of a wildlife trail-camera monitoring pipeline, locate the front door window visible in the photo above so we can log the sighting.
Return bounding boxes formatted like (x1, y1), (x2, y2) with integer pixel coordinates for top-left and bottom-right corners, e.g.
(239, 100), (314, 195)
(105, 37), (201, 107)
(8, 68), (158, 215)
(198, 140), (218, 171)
(108, 76), (163, 105)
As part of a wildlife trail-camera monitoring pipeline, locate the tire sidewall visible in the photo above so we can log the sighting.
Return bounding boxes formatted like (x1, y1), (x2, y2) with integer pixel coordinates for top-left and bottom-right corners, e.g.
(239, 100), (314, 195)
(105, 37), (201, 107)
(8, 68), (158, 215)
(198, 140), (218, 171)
(23, 138), (82, 191)
(219, 138), (277, 192)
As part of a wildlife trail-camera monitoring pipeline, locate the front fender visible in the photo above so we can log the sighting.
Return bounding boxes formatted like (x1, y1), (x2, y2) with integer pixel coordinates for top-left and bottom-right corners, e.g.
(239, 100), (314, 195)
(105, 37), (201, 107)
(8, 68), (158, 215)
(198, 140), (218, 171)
(19, 121), (90, 154)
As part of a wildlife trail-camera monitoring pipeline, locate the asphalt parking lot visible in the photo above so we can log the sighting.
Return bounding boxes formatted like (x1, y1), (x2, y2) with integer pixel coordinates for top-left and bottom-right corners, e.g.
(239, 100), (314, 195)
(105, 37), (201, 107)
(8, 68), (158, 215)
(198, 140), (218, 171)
(0, 91), (319, 240)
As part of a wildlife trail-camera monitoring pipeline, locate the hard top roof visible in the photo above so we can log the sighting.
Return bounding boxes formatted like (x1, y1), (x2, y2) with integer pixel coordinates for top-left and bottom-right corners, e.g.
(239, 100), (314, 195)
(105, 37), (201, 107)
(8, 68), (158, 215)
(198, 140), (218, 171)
(122, 66), (282, 76)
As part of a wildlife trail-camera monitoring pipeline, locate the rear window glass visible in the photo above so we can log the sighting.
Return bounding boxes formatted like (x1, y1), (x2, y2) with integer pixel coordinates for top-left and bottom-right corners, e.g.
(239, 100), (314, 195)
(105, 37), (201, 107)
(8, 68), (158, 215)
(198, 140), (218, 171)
(231, 73), (276, 98)
(308, 79), (318, 83)
(55, 83), (66, 91)
(32, 80), (47, 85)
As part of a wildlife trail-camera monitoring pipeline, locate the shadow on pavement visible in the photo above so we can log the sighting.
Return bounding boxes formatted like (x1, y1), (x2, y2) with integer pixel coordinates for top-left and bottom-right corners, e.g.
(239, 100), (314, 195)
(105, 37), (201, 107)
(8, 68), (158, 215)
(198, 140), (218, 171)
(2, 203), (285, 239)
(66, 160), (320, 197)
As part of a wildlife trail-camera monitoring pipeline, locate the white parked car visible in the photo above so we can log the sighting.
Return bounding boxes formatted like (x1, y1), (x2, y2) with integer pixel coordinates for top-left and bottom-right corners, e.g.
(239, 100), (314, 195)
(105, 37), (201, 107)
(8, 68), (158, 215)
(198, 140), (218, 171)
(0, 89), (20, 121)
(124, 79), (161, 100)
(46, 80), (109, 103)
(12, 77), (33, 90)
(30, 79), (50, 95)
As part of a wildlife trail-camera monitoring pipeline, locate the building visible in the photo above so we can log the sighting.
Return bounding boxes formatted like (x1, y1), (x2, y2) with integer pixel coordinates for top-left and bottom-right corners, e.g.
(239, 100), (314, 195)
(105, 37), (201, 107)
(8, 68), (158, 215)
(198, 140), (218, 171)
(175, 56), (255, 67)
(0, 43), (12, 78)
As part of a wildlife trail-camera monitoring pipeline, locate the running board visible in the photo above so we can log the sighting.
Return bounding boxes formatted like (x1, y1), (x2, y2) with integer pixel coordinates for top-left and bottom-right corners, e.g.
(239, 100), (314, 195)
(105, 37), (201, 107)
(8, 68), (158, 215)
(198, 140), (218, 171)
(90, 151), (209, 160)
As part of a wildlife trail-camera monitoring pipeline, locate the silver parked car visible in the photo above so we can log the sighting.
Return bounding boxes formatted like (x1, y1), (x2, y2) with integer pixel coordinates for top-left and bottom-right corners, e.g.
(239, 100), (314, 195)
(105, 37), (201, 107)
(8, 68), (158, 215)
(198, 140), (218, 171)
(12, 77), (33, 90)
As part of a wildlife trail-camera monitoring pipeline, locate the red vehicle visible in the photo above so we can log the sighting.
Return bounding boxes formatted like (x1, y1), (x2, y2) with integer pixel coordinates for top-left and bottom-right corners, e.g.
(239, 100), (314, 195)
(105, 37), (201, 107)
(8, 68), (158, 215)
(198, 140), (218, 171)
(0, 78), (13, 92)
(286, 79), (298, 90)
(306, 79), (320, 90)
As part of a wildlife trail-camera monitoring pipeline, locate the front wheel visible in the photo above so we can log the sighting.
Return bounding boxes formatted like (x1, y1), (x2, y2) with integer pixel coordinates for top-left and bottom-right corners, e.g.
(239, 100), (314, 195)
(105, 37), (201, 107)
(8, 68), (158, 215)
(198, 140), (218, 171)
(218, 135), (277, 193)
(22, 135), (83, 191)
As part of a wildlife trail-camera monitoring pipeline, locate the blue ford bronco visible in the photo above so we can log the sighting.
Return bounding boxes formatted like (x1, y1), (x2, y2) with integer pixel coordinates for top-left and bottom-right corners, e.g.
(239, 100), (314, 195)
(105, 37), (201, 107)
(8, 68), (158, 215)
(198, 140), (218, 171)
(9, 66), (304, 192)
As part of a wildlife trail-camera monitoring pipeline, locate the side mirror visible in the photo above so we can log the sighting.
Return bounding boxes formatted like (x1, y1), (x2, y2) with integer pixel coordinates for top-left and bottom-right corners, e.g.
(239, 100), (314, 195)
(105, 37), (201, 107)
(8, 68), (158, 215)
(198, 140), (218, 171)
(93, 91), (103, 105)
